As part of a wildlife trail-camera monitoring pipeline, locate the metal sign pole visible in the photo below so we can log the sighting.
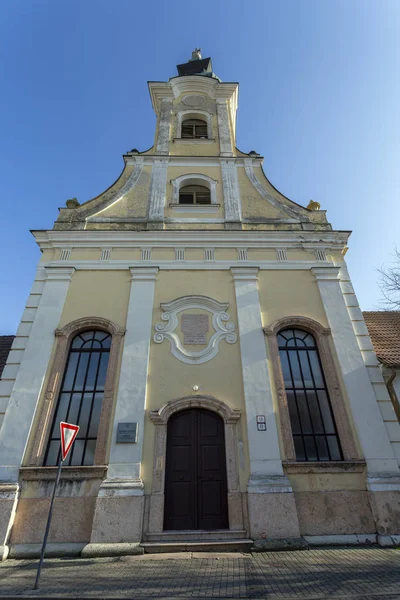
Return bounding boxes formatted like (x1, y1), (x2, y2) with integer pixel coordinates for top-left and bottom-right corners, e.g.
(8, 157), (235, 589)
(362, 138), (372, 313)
(33, 454), (63, 590)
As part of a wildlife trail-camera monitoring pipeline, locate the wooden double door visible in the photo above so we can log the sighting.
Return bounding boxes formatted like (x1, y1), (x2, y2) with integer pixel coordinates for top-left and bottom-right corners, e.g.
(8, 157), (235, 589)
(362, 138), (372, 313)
(164, 408), (229, 531)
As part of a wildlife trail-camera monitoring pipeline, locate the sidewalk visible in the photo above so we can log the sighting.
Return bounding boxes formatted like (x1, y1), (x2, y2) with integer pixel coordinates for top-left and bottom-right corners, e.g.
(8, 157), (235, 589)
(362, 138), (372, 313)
(0, 547), (399, 599)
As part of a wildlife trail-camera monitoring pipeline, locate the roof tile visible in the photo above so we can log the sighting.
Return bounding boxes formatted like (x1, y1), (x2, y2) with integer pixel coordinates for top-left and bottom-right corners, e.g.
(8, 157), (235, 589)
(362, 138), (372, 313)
(363, 311), (400, 367)
(0, 335), (15, 378)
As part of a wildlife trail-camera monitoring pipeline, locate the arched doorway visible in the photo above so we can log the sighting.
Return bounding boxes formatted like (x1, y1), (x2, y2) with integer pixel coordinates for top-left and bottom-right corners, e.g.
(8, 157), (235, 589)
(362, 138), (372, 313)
(164, 408), (229, 530)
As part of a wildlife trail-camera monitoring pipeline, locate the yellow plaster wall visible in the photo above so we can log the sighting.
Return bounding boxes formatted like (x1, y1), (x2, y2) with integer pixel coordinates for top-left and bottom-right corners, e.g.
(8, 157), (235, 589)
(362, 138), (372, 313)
(184, 248), (204, 261)
(71, 165), (135, 219)
(251, 165), (307, 216)
(69, 248), (101, 261)
(170, 141), (220, 157)
(286, 250), (317, 261)
(238, 166), (283, 220)
(247, 249), (276, 261)
(216, 249), (237, 261)
(258, 270), (329, 328)
(112, 249), (141, 261)
(58, 270), (131, 329)
(151, 248), (175, 261)
(141, 269), (250, 493)
(40, 249), (56, 262)
(95, 166), (152, 219)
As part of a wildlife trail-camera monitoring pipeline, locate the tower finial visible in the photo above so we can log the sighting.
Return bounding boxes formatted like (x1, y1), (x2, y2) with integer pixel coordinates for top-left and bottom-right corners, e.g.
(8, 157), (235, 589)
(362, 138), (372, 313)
(191, 48), (202, 61)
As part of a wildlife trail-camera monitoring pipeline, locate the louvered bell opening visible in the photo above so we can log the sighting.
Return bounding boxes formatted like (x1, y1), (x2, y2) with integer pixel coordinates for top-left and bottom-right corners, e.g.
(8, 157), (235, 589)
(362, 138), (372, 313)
(181, 119), (208, 139)
(194, 124), (208, 139)
(179, 185), (211, 205)
(179, 193), (194, 204)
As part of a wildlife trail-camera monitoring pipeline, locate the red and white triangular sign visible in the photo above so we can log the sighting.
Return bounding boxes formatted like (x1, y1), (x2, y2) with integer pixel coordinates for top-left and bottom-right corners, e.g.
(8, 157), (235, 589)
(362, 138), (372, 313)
(60, 422), (80, 461)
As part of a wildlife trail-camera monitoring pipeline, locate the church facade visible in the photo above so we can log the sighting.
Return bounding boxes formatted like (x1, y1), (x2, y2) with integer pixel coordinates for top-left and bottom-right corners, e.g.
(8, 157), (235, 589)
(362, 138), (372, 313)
(0, 51), (399, 558)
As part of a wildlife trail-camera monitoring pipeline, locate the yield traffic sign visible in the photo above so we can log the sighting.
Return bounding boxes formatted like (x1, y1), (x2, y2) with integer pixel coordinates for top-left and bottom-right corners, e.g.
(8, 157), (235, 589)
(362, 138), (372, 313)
(60, 421), (79, 461)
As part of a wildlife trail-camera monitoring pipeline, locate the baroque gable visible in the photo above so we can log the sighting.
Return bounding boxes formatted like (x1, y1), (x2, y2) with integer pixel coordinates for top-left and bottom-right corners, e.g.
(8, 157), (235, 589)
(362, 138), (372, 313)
(54, 54), (331, 234)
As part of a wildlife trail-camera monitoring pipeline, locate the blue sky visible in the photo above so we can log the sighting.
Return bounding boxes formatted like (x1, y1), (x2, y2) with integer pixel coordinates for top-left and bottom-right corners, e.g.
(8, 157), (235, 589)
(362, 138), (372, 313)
(0, 0), (399, 334)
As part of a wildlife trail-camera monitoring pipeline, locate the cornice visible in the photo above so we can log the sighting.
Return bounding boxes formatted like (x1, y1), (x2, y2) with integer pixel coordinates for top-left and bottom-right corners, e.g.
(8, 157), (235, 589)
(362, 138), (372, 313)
(32, 229), (351, 248)
(123, 155), (264, 167)
(39, 260), (338, 272)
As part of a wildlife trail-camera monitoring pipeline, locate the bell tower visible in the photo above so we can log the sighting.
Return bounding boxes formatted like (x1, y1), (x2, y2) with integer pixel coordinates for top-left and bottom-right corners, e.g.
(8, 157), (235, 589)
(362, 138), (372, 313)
(148, 49), (238, 158)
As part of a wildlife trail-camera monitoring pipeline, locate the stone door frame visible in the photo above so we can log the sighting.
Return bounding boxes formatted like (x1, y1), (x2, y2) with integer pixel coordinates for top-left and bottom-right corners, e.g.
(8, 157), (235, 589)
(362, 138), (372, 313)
(148, 395), (244, 534)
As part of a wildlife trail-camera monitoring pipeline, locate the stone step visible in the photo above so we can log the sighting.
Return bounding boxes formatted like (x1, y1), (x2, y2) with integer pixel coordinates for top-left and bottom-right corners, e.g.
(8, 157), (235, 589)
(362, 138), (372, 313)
(145, 529), (247, 543)
(142, 539), (253, 553)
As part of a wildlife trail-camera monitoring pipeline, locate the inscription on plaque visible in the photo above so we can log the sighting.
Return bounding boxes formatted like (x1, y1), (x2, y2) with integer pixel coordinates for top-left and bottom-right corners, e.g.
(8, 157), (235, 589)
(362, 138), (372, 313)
(116, 422), (138, 443)
(181, 313), (209, 345)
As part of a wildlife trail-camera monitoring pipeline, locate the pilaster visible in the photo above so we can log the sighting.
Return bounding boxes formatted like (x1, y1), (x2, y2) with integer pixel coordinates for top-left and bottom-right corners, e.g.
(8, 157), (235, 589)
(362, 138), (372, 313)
(221, 161), (242, 224)
(156, 98), (172, 154)
(0, 266), (74, 558)
(231, 268), (283, 478)
(147, 159), (168, 225)
(231, 268), (300, 539)
(335, 261), (400, 465)
(216, 99), (233, 156)
(90, 267), (158, 546)
(312, 266), (399, 475)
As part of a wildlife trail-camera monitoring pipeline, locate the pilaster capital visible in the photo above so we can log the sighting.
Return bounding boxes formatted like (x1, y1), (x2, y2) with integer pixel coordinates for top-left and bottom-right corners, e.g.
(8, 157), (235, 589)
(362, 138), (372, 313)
(311, 266), (341, 281)
(231, 267), (259, 281)
(129, 267), (159, 281)
(44, 266), (75, 282)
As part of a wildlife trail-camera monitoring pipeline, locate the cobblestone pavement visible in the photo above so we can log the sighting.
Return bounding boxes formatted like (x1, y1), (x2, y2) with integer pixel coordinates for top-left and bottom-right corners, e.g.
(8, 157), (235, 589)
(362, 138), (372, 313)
(0, 548), (399, 599)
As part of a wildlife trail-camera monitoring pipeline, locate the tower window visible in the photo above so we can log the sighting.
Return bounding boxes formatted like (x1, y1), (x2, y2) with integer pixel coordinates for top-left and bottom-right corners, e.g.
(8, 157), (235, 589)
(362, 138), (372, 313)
(181, 118), (208, 139)
(179, 185), (211, 205)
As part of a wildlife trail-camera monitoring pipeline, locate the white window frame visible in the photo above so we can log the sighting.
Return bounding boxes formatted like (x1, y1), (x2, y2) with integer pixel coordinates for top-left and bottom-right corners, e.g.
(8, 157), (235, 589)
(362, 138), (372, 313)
(170, 173), (219, 214)
(176, 110), (213, 141)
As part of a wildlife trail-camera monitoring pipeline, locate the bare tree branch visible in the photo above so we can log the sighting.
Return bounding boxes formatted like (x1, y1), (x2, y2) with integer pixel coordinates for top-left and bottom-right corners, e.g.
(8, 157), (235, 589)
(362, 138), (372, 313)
(377, 247), (400, 310)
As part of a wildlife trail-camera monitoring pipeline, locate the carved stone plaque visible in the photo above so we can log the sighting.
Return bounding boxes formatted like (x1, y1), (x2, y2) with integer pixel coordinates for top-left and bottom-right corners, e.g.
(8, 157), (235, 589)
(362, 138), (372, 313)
(181, 314), (209, 345)
(182, 95), (206, 107)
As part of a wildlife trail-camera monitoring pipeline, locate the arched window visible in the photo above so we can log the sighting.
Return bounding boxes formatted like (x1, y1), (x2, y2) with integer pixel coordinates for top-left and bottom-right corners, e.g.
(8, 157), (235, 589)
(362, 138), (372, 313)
(278, 328), (343, 462)
(181, 118), (208, 139)
(44, 330), (111, 466)
(179, 184), (211, 205)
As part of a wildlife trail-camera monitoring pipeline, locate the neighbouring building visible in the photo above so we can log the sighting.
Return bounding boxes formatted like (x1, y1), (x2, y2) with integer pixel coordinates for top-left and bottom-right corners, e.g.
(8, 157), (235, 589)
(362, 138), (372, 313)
(0, 337), (14, 380)
(364, 311), (400, 422)
(0, 50), (399, 559)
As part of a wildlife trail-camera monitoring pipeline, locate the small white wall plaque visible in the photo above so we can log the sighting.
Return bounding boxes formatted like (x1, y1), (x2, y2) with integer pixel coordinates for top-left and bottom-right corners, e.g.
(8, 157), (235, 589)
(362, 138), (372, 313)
(256, 415), (266, 431)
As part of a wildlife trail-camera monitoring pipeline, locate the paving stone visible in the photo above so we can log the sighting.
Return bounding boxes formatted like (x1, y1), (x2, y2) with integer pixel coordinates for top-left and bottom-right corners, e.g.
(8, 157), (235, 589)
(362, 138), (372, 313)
(0, 548), (399, 598)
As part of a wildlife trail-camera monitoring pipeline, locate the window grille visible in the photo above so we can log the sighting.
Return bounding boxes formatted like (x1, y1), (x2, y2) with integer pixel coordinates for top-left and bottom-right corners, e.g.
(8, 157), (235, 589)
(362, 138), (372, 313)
(181, 118), (208, 139)
(278, 328), (343, 462)
(44, 330), (111, 466)
(179, 185), (211, 205)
